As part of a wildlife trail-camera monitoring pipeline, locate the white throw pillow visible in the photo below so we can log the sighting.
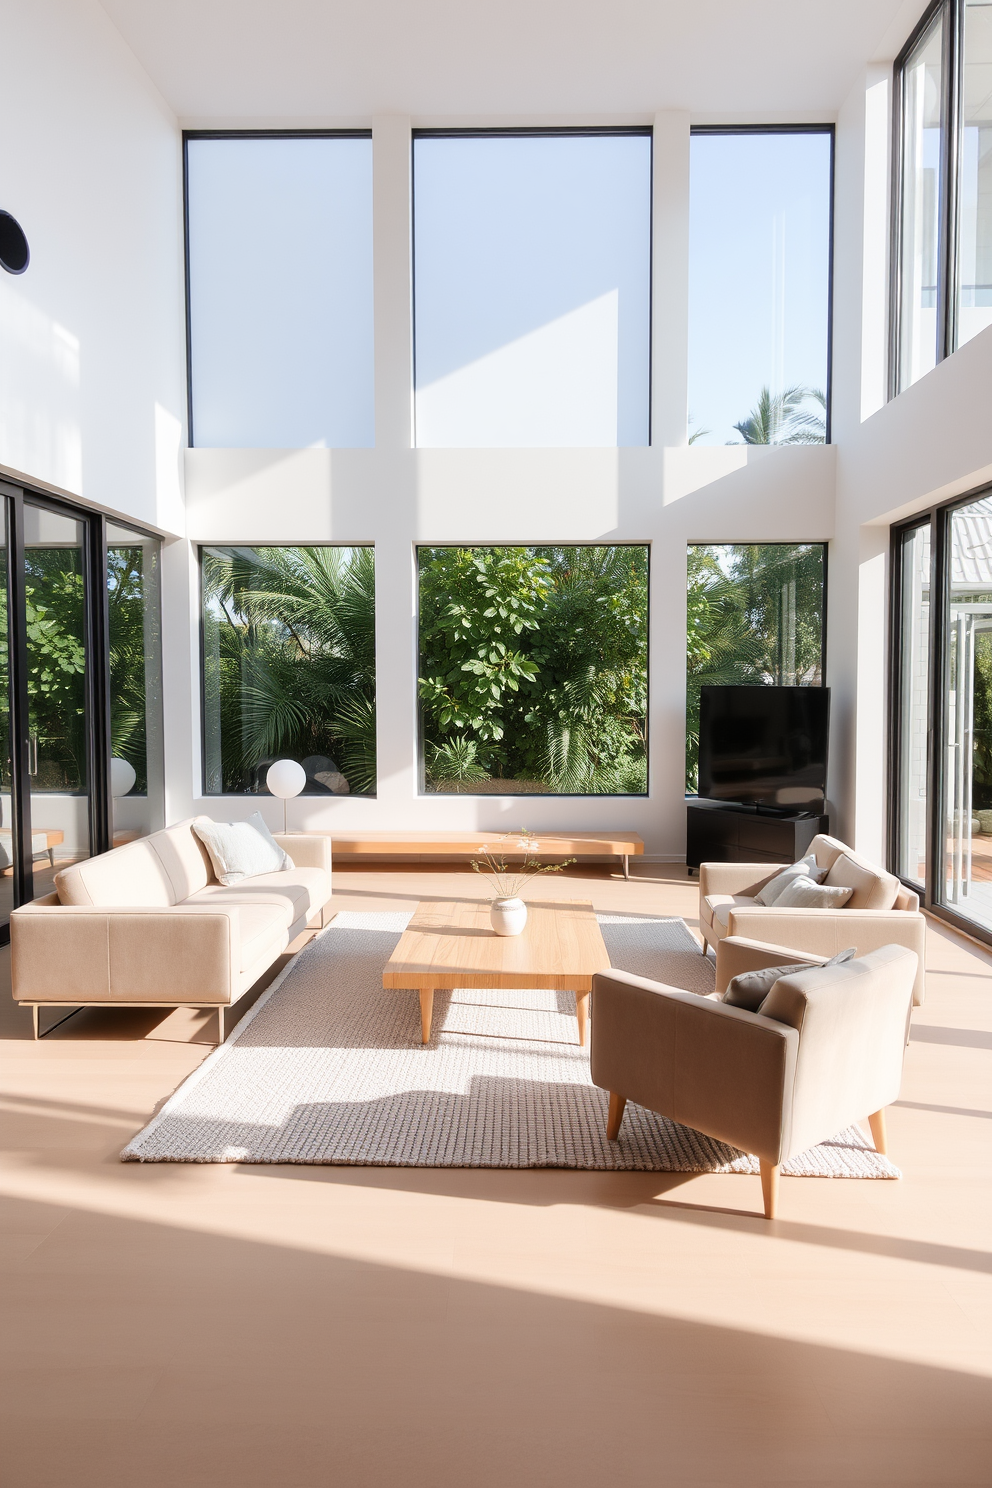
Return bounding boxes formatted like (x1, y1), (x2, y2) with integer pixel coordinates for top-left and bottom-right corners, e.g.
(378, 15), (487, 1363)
(755, 854), (827, 906)
(193, 813), (295, 886)
(773, 874), (853, 910)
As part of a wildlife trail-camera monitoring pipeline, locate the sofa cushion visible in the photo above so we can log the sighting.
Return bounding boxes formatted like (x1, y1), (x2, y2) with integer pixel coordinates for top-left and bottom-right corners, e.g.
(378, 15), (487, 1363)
(193, 814), (293, 887)
(706, 894), (757, 932)
(186, 866), (330, 930)
(55, 839), (177, 908)
(824, 851), (899, 910)
(235, 905), (290, 973)
(149, 819), (214, 899)
(774, 875), (855, 909)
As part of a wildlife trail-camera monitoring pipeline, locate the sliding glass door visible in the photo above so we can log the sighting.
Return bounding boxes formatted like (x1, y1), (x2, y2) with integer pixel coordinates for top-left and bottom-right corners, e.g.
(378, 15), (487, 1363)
(892, 485), (992, 941)
(0, 480), (163, 939)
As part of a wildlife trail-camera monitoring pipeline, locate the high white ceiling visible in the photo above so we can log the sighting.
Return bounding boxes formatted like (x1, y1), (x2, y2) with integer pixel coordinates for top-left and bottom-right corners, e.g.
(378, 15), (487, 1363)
(99, 0), (926, 122)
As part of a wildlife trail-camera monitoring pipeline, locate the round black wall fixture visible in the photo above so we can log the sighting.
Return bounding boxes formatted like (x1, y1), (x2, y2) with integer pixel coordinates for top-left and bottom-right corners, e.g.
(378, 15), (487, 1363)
(0, 212), (30, 275)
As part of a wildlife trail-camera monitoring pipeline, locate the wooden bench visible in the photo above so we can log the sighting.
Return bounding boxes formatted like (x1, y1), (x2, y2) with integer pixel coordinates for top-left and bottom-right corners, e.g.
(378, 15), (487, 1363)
(320, 830), (645, 879)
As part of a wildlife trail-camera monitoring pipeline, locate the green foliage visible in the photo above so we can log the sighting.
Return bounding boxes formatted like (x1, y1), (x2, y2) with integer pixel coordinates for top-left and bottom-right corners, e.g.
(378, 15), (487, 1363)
(418, 546), (648, 795)
(686, 544), (825, 792)
(733, 386), (826, 445)
(972, 630), (992, 810)
(108, 546), (153, 792)
(202, 546), (376, 795)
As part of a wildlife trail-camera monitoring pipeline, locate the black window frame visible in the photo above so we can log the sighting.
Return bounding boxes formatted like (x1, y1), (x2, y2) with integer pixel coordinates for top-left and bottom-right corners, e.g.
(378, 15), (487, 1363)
(0, 478), (163, 944)
(889, 479), (992, 948)
(182, 128), (374, 450)
(410, 126), (655, 448)
(889, 0), (975, 395)
(197, 541), (377, 799)
(688, 124), (836, 446)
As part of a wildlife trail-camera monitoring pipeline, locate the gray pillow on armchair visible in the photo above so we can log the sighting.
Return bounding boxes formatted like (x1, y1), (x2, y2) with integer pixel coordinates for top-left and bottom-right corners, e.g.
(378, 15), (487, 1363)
(723, 947), (857, 1013)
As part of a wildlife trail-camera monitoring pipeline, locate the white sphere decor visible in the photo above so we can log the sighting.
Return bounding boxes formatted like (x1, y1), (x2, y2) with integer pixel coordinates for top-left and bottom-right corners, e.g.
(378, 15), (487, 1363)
(110, 757), (137, 798)
(265, 759), (307, 799)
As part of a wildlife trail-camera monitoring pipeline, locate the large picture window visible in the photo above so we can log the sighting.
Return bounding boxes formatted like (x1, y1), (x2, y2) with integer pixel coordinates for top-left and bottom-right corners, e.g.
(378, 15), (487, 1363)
(201, 546), (376, 796)
(686, 544), (826, 792)
(687, 129), (832, 447)
(893, 0), (992, 392)
(418, 546), (648, 795)
(185, 132), (374, 448)
(412, 131), (652, 448)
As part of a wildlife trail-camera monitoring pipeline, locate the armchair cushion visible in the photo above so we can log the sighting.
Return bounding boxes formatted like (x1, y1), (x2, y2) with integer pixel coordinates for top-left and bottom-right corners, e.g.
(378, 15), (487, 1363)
(824, 850), (899, 910)
(725, 946), (856, 1012)
(707, 893), (757, 931)
(775, 875), (854, 909)
(754, 854), (827, 905)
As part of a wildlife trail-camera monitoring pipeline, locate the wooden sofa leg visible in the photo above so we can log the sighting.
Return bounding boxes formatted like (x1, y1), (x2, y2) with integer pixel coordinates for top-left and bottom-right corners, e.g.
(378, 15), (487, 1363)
(32, 1005), (39, 1041)
(868, 1109), (887, 1155)
(759, 1160), (780, 1219)
(606, 1092), (627, 1140)
(217, 1007), (225, 1045)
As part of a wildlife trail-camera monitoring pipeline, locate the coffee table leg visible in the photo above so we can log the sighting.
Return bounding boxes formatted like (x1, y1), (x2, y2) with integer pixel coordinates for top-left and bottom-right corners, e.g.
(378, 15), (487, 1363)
(419, 988), (434, 1045)
(575, 990), (590, 1047)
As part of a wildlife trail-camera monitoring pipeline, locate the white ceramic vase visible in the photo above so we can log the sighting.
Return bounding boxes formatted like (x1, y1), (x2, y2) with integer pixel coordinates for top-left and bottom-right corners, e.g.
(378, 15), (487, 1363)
(490, 897), (528, 936)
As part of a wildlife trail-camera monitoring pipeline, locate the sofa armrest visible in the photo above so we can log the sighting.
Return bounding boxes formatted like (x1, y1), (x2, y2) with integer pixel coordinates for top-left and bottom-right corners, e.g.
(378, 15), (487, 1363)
(10, 905), (239, 1004)
(698, 862), (783, 898)
(590, 969), (798, 1165)
(715, 935), (829, 995)
(274, 833), (332, 874)
(725, 907), (927, 1006)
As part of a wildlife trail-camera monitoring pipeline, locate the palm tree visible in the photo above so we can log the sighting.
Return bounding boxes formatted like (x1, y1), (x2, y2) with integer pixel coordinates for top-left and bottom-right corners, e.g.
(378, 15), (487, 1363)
(203, 546), (377, 794)
(733, 386), (826, 445)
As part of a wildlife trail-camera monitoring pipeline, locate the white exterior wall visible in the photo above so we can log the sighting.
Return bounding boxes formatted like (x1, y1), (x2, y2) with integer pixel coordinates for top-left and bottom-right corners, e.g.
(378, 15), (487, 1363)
(0, 0), (186, 533)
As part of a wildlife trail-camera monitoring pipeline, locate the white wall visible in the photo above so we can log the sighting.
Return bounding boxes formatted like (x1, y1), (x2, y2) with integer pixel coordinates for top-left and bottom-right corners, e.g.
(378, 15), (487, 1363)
(0, 0), (185, 533)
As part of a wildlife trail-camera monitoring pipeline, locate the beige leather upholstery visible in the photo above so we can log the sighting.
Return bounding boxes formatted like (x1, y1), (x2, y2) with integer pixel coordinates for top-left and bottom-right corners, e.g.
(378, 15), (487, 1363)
(11, 822), (333, 1036)
(590, 943), (918, 1215)
(698, 834), (926, 1006)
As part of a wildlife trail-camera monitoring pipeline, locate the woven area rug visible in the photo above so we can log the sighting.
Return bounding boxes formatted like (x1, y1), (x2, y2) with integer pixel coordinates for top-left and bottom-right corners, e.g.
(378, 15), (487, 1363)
(122, 911), (899, 1177)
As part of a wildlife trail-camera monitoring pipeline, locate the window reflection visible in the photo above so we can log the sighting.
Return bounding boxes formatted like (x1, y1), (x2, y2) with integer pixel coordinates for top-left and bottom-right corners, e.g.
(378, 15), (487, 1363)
(898, 14), (945, 392)
(955, 0), (992, 350)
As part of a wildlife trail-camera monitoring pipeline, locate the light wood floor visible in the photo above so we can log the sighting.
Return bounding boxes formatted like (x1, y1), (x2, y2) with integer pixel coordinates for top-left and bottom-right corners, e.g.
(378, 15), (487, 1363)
(1, 863), (990, 1488)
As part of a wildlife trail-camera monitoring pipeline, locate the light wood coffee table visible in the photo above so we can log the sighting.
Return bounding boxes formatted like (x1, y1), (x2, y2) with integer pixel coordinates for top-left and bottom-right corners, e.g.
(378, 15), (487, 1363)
(383, 898), (611, 1046)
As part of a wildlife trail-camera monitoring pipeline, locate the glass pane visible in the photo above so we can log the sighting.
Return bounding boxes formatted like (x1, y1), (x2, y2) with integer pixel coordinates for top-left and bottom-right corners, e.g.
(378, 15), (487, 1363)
(107, 523), (164, 844)
(685, 544), (825, 793)
(896, 524), (931, 885)
(186, 135), (374, 448)
(898, 16), (944, 391)
(687, 132), (831, 446)
(418, 546), (648, 795)
(0, 504), (13, 926)
(413, 134), (651, 447)
(24, 503), (89, 899)
(942, 495), (992, 929)
(955, 1), (992, 350)
(201, 546), (376, 798)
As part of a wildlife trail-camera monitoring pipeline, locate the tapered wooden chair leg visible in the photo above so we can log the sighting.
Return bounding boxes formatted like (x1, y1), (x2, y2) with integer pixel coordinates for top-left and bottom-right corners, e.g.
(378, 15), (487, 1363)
(759, 1159), (780, 1219)
(606, 1092), (627, 1140)
(868, 1108), (887, 1154)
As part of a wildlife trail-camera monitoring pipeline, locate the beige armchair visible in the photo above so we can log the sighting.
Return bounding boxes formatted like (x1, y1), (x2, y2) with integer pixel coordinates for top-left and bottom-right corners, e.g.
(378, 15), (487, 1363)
(698, 833), (926, 1007)
(590, 943), (918, 1218)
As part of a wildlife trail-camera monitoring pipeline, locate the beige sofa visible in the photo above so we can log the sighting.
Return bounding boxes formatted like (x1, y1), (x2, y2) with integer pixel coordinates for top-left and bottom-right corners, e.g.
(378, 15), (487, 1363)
(591, 942), (919, 1218)
(698, 833), (926, 1006)
(10, 818), (333, 1040)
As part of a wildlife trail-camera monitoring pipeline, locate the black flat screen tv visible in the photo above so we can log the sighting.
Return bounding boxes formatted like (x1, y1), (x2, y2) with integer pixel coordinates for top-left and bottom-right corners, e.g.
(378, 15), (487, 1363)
(697, 685), (829, 812)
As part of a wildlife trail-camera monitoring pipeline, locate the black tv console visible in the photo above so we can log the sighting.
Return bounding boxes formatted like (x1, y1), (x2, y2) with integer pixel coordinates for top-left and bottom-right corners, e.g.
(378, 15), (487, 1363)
(686, 797), (829, 875)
